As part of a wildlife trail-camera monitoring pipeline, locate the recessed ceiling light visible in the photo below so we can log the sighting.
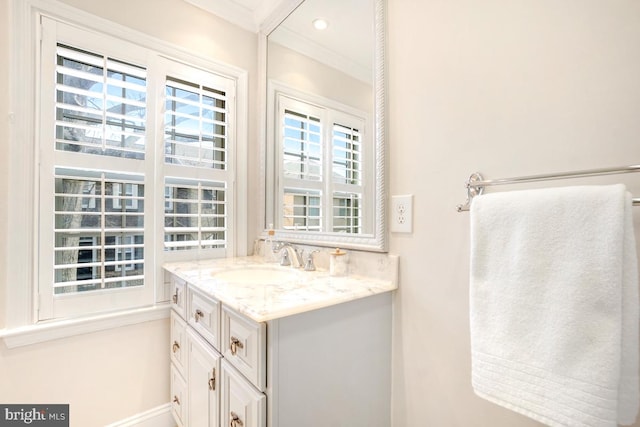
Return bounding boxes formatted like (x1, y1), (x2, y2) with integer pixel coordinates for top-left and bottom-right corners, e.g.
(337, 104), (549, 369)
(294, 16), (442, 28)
(312, 18), (328, 30)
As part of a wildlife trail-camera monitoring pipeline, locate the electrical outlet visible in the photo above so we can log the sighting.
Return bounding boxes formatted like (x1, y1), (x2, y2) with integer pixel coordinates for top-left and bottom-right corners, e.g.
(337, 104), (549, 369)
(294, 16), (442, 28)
(391, 194), (413, 233)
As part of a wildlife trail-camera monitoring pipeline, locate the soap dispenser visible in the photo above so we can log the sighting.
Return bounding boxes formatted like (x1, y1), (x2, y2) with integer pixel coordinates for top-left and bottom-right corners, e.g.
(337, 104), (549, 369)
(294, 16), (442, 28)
(264, 225), (277, 262)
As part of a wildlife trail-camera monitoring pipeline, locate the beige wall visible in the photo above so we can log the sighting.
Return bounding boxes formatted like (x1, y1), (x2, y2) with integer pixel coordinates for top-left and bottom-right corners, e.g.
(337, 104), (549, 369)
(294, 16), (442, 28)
(58, 0), (256, 73)
(0, 0), (257, 425)
(268, 41), (373, 114)
(3, 0), (640, 425)
(0, 320), (169, 426)
(0, 0), (8, 330)
(388, 0), (640, 426)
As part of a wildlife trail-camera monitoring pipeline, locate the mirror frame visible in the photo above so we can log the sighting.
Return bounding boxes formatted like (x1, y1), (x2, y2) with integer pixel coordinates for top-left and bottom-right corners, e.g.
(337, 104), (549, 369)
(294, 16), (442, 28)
(258, 0), (387, 252)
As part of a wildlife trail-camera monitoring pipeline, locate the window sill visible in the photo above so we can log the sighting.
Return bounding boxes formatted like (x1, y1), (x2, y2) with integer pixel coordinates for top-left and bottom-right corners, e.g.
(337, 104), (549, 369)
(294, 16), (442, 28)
(0, 303), (171, 349)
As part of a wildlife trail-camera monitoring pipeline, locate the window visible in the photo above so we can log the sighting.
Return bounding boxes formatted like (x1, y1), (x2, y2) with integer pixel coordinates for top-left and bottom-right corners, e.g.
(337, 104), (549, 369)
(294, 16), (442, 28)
(54, 44), (148, 160)
(112, 183), (141, 210)
(282, 110), (322, 182)
(164, 179), (227, 250)
(164, 77), (228, 170)
(52, 170), (145, 295)
(163, 76), (230, 251)
(276, 94), (365, 234)
(282, 189), (322, 231)
(36, 17), (237, 320)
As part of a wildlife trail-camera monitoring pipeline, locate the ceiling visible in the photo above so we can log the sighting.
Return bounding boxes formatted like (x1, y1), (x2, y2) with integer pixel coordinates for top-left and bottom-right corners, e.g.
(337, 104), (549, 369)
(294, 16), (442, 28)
(268, 0), (374, 83)
(184, 0), (287, 32)
(184, 0), (374, 83)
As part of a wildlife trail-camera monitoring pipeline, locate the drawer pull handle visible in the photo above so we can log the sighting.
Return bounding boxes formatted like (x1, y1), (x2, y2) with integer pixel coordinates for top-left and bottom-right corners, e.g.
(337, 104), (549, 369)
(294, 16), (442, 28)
(208, 368), (216, 391)
(172, 341), (180, 353)
(230, 336), (244, 355)
(194, 309), (204, 322)
(172, 289), (179, 304)
(172, 396), (180, 406)
(230, 412), (243, 427)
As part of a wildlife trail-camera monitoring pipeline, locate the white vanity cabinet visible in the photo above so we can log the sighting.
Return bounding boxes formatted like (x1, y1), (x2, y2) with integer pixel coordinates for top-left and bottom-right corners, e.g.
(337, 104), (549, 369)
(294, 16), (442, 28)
(170, 311), (187, 374)
(187, 328), (221, 427)
(171, 364), (188, 426)
(170, 287), (188, 427)
(220, 359), (266, 427)
(265, 292), (391, 427)
(171, 275), (187, 319)
(189, 288), (221, 349)
(167, 261), (394, 427)
(170, 275), (268, 427)
(221, 306), (267, 392)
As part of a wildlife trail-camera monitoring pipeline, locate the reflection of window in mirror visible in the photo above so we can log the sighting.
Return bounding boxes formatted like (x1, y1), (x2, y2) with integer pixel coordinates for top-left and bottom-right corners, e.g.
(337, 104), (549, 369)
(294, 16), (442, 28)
(276, 93), (367, 234)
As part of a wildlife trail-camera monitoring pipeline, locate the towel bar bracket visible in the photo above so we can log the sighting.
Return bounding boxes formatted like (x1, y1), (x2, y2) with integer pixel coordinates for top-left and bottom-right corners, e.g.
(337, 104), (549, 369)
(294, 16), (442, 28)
(456, 172), (484, 212)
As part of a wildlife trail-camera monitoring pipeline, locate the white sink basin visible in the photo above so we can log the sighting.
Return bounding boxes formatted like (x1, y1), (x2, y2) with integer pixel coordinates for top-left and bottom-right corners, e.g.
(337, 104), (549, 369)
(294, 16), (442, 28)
(211, 265), (302, 285)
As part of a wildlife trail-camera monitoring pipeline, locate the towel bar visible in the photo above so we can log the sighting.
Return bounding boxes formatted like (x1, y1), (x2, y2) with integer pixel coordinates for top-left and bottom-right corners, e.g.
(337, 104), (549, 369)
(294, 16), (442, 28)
(457, 164), (640, 212)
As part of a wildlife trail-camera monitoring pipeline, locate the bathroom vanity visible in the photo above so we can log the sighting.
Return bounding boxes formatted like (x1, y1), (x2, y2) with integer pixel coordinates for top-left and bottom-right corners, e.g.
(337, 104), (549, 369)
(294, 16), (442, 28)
(165, 255), (397, 427)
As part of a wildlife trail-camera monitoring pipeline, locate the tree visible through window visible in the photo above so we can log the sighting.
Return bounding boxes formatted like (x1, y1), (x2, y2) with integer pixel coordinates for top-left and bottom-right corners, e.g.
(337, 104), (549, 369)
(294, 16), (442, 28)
(38, 18), (237, 319)
(54, 43), (147, 295)
(56, 44), (147, 159)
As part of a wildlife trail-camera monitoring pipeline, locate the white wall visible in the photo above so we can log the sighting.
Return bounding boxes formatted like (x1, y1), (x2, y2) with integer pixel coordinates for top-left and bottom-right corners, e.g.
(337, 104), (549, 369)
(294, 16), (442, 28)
(0, 0), (258, 425)
(388, 0), (640, 426)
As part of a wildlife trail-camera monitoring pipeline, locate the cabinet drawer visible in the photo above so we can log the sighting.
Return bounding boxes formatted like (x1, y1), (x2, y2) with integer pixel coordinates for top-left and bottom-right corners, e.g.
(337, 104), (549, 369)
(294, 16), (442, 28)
(170, 311), (188, 375)
(188, 288), (221, 349)
(221, 305), (267, 391)
(170, 275), (187, 319)
(170, 364), (188, 427)
(221, 360), (266, 427)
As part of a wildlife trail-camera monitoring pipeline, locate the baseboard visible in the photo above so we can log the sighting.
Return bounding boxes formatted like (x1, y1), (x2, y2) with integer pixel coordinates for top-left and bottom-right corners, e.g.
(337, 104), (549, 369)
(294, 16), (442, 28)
(105, 403), (174, 427)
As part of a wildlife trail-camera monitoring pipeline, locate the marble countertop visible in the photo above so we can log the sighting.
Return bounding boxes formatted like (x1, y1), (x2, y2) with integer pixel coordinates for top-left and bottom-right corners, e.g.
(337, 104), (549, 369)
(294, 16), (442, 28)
(163, 256), (397, 323)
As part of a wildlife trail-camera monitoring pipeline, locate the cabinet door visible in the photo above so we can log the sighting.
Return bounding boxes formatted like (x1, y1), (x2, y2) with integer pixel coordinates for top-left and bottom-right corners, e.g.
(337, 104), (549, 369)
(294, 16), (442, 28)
(188, 329), (221, 427)
(221, 360), (266, 427)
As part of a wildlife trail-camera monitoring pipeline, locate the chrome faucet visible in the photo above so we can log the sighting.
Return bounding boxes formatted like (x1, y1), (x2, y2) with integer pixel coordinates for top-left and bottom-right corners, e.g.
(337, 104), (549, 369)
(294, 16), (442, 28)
(274, 242), (303, 268)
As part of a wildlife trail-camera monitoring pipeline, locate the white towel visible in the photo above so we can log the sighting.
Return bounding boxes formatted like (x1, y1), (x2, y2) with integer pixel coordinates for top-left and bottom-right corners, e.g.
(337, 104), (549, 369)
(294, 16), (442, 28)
(470, 184), (639, 427)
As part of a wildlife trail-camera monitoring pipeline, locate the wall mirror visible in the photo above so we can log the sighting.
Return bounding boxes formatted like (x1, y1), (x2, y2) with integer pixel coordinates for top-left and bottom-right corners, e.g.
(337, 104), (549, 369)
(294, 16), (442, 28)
(261, 0), (386, 251)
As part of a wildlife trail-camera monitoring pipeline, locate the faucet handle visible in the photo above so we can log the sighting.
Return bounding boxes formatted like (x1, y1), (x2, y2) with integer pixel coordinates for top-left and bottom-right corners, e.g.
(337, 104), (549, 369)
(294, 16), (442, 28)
(304, 250), (320, 271)
(271, 240), (283, 253)
(280, 248), (291, 266)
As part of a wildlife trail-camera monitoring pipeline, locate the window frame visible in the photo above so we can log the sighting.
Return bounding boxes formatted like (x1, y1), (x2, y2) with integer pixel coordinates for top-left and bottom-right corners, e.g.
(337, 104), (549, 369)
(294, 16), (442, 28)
(160, 60), (236, 258)
(275, 92), (369, 235)
(4, 0), (248, 340)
